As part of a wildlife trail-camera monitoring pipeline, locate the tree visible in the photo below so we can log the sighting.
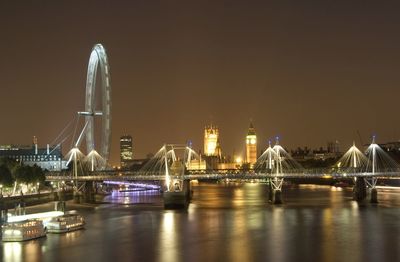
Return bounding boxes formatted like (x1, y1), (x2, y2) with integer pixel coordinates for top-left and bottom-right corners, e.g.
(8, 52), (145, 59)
(31, 164), (45, 184)
(0, 164), (14, 186)
(0, 157), (18, 177)
(14, 165), (31, 184)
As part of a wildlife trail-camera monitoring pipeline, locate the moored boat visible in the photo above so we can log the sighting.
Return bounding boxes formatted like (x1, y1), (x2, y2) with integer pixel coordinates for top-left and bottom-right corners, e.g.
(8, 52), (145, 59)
(46, 214), (85, 233)
(2, 219), (46, 242)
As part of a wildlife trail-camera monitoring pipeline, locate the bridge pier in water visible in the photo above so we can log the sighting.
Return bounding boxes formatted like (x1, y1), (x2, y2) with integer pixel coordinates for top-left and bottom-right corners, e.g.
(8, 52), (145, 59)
(352, 177), (367, 201)
(84, 181), (96, 203)
(269, 177), (284, 205)
(72, 181), (96, 204)
(54, 189), (66, 212)
(366, 177), (379, 204)
(370, 188), (378, 203)
(163, 160), (191, 209)
(267, 179), (273, 202)
(352, 177), (379, 203)
(272, 189), (282, 204)
(163, 179), (191, 209)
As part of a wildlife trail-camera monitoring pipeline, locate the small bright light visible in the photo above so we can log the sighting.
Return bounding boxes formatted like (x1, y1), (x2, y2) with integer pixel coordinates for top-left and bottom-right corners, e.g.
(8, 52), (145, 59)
(235, 157), (242, 163)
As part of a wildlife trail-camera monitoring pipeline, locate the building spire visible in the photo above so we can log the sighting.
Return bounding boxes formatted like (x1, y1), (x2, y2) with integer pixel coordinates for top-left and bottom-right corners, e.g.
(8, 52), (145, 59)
(247, 120), (256, 136)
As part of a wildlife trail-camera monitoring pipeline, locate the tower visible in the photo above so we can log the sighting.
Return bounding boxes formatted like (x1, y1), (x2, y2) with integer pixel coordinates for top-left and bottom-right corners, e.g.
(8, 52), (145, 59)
(120, 135), (133, 168)
(204, 125), (220, 157)
(246, 122), (257, 166)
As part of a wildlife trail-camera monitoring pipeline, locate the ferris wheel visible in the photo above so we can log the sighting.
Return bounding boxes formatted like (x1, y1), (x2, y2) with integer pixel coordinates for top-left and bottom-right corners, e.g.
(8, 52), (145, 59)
(75, 44), (112, 168)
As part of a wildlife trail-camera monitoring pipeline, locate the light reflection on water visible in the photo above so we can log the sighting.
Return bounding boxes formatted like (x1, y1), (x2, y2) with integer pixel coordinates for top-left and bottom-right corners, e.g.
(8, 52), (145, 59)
(104, 189), (162, 204)
(2, 183), (400, 262)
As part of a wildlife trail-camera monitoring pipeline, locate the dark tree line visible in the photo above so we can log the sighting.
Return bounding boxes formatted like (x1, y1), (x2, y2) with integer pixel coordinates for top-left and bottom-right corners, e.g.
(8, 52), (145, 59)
(0, 157), (45, 187)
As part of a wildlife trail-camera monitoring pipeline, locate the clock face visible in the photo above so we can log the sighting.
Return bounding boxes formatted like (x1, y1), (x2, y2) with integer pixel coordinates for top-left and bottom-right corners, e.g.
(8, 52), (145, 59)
(250, 138), (256, 144)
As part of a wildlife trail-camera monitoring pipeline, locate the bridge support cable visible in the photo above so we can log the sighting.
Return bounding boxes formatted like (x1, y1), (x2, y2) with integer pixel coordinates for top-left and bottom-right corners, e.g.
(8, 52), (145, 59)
(255, 138), (303, 204)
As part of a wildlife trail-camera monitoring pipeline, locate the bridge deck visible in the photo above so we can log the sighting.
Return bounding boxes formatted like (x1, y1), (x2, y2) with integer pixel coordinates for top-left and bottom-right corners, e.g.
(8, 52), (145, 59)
(46, 170), (400, 182)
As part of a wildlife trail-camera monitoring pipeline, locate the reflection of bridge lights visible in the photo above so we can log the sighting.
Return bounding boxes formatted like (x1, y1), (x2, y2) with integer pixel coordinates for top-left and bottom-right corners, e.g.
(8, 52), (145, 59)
(103, 181), (160, 190)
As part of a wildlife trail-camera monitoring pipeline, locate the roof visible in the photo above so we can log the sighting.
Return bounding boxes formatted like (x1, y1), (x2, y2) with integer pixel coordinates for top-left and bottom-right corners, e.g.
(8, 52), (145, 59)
(247, 122), (256, 136)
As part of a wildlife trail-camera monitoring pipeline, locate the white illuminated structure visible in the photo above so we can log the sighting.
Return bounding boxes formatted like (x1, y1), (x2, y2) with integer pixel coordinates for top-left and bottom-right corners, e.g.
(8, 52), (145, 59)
(7, 211), (64, 223)
(204, 125), (220, 156)
(335, 142), (368, 171)
(76, 44), (112, 169)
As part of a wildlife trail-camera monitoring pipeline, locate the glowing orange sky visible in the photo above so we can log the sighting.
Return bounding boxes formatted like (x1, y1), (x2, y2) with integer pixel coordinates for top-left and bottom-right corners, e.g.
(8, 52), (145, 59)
(1, 1), (400, 164)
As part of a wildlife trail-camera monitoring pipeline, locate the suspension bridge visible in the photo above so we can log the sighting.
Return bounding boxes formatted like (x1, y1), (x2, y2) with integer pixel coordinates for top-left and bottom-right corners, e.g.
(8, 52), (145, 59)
(44, 43), (400, 207)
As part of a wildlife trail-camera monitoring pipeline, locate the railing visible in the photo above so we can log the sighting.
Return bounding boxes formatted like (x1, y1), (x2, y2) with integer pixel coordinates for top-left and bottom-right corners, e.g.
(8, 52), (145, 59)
(45, 168), (400, 182)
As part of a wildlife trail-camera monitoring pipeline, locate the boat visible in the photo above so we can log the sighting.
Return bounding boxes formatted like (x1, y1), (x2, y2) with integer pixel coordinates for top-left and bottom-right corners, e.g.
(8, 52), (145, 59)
(46, 213), (85, 233)
(2, 219), (46, 242)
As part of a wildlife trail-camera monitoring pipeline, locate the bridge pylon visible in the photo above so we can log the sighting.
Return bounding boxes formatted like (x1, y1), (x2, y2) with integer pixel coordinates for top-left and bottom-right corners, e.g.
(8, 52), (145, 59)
(255, 139), (302, 204)
(163, 159), (190, 209)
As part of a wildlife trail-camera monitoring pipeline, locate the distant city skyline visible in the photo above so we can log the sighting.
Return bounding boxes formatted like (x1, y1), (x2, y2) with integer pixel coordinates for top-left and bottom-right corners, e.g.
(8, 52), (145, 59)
(0, 2), (400, 165)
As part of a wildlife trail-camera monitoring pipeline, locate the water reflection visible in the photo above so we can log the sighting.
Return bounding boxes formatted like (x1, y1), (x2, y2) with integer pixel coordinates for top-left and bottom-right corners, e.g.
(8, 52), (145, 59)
(158, 212), (178, 262)
(3, 239), (46, 262)
(3, 242), (22, 261)
(104, 189), (161, 204)
(2, 184), (400, 262)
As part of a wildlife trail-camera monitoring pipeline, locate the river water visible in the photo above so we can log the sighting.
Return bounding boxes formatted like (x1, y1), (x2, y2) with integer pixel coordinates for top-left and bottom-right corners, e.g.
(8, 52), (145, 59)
(1, 182), (400, 262)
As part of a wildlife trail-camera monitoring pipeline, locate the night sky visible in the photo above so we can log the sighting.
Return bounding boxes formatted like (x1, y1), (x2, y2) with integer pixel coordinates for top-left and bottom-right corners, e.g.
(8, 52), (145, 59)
(1, 1), (400, 164)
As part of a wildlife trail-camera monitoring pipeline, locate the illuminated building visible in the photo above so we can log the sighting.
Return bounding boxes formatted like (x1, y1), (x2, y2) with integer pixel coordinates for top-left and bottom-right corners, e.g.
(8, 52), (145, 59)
(204, 125), (221, 157)
(120, 135), (133, 168)
(187, 159), (207, 170)
(0, 137), (67, 170)
(203, 124), (222, 169)
(246, 122), (257, 166)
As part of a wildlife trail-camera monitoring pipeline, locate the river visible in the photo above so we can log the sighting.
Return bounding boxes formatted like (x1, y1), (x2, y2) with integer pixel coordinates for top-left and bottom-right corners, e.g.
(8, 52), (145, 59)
(2, 182), (400, 262)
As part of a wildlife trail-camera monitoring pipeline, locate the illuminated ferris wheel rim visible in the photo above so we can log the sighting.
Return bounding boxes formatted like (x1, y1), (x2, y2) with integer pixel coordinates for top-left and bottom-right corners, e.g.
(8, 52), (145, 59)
(79, 43), (112, 165)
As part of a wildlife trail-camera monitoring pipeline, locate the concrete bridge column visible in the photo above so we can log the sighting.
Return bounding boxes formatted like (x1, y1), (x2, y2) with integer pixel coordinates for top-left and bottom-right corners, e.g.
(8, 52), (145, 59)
(268, 177), (284, 205)
(55, 201), (66, 212)
(183, 180), (192, 200)
(267, 179), (273, 202)
(353, 177), (367, 201)
(163, 180), (189, 209)
(272, 189), (282, 204)
(84, 181), (96, 203)
(370, 188), (378, 203)
(73, 190), (83, 204)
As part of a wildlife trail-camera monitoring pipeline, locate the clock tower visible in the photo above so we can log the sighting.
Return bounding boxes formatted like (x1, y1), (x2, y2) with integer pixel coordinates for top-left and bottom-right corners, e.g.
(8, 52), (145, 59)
(246, 122), (257, 166)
